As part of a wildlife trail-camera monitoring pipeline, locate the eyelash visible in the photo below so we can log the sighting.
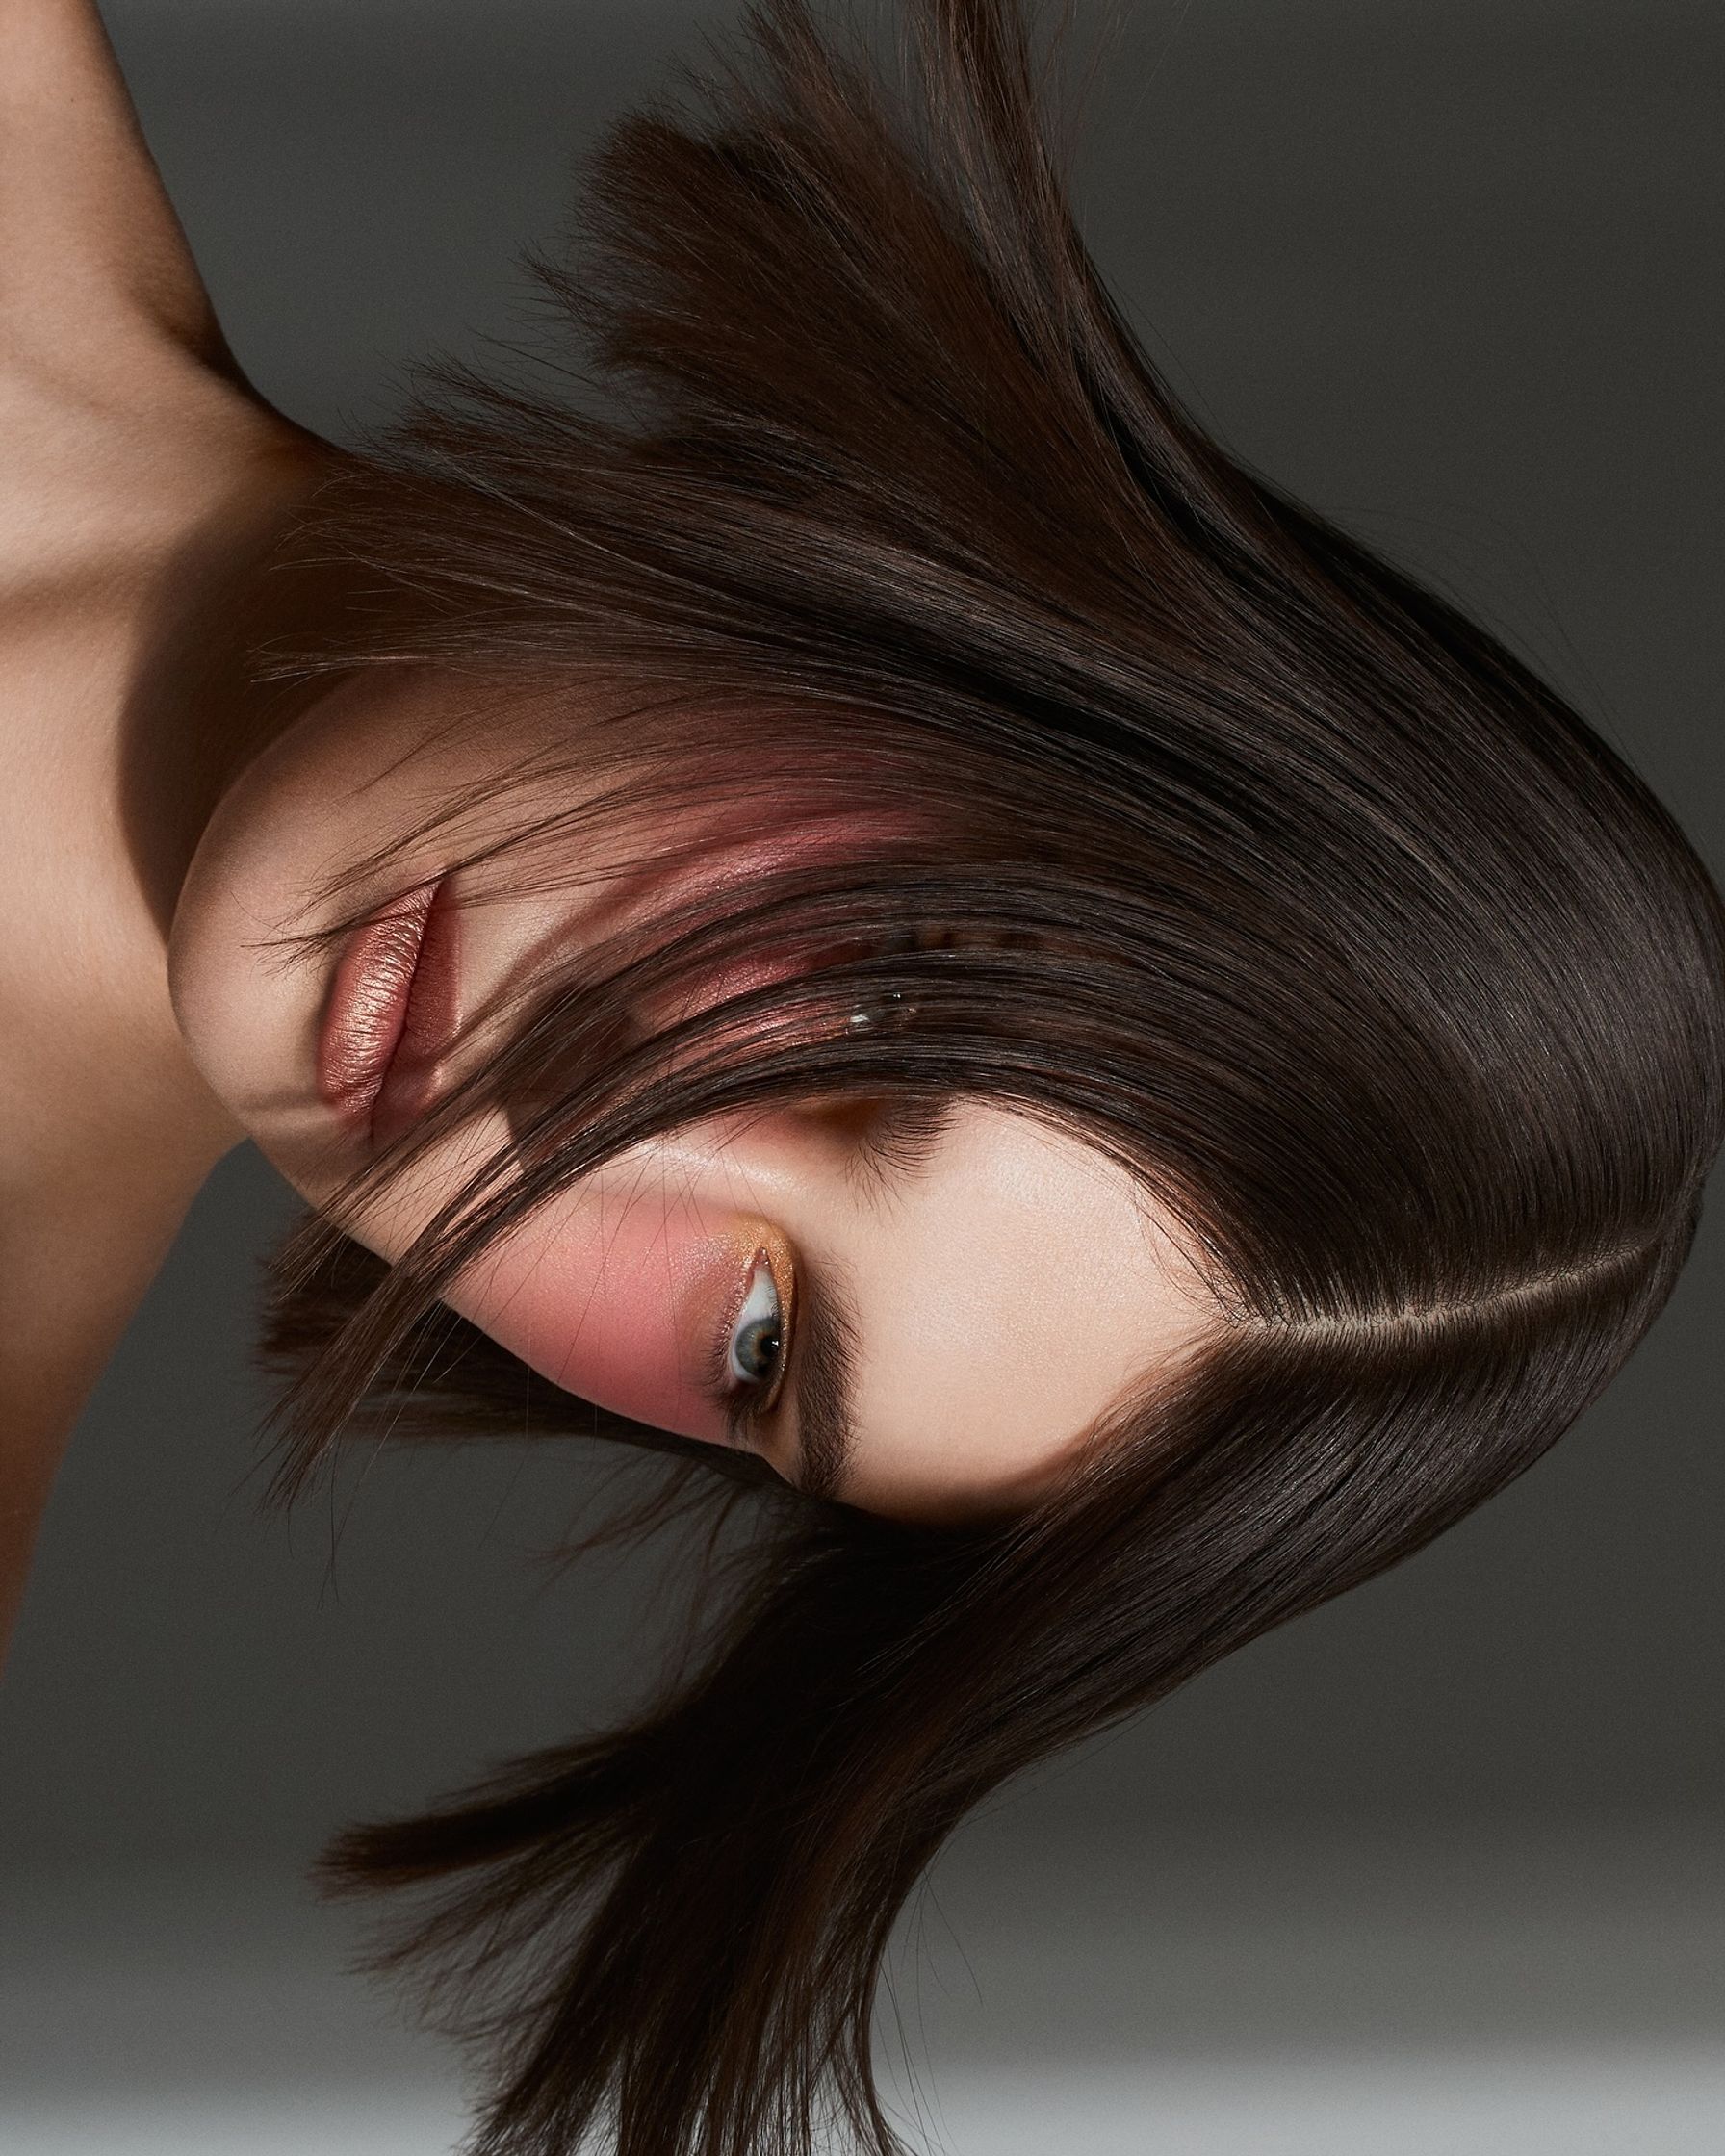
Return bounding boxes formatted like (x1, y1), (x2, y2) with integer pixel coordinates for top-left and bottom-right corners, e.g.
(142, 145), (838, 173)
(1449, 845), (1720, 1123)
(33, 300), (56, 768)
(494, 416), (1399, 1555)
(708, 1245), (793, 1445)
(845, 1091), (954, 1198)
(703, 1095), (952, 1446)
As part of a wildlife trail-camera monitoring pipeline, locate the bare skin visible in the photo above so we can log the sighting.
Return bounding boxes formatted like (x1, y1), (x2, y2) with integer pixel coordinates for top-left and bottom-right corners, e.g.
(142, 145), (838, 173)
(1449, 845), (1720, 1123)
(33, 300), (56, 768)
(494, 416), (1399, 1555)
(0, 0), (333, 1656)
(0, 4), (1220, 1667)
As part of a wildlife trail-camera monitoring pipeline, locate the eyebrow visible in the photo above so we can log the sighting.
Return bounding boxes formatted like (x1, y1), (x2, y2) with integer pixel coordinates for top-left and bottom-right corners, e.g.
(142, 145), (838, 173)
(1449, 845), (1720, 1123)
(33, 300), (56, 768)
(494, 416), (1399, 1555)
(788, 1255), (862, 1504)
(786, 1097), (953, 1502)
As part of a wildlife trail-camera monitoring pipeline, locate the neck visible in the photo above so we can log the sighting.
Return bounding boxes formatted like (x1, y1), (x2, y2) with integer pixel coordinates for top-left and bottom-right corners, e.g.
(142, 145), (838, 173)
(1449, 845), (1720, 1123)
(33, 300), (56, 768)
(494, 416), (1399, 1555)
(0, 402), (361, 1671)
(3, 414), (354, 1212)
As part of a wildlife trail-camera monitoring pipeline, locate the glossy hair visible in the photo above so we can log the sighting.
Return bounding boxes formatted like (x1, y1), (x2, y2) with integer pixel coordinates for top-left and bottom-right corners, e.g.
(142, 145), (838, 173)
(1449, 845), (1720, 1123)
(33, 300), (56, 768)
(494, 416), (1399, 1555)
(245, 2), (1725, 2151)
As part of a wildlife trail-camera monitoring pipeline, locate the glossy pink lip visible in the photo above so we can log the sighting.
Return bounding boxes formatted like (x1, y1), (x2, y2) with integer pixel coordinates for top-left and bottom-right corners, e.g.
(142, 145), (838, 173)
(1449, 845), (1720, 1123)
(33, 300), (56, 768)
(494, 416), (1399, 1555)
(317, 876), (461, 1149)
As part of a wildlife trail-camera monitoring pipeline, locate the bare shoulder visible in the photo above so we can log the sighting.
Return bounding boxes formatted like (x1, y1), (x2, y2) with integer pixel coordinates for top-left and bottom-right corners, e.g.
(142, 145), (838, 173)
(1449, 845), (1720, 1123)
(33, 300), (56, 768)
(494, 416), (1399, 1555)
(0, 0), (238, 374)
(0, 8), (303, 1670)
(0, 3), (317, 609)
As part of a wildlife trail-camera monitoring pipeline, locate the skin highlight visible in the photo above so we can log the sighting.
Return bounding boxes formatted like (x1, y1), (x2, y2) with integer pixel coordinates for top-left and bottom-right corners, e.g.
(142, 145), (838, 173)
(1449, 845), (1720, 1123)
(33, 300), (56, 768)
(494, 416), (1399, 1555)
(9, 13), (1723, 2156)
(0, 7), (1223, 1591)
(348, 1101), (1218, 1520)
(0, 0), (360, 1660)
(164, 655), (1223, 1522)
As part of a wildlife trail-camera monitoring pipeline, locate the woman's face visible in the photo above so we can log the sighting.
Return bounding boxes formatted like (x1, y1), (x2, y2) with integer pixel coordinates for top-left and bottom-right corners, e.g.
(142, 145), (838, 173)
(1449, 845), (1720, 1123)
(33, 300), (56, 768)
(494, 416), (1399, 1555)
(169, 668), (1219, 1520)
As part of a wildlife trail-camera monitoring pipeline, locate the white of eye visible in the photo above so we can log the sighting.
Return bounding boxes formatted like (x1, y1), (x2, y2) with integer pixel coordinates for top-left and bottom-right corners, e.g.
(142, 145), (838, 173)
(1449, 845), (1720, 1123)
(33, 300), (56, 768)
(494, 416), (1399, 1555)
(726, 1257), (785, 1387)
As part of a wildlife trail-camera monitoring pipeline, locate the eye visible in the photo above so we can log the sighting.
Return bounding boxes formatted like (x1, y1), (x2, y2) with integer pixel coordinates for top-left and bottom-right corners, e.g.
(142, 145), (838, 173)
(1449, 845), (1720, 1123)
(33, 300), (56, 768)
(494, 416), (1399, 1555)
(721, 1250), (791, 1421)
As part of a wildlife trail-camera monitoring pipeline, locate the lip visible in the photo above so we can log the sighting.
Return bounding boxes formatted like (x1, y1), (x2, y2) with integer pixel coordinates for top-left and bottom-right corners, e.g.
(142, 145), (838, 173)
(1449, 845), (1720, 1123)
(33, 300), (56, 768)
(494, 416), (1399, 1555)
(317, 875), (461, 1149)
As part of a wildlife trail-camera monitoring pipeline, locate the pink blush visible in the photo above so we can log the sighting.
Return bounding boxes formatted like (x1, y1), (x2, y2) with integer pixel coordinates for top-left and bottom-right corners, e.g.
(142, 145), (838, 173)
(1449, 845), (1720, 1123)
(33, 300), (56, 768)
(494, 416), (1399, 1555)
(437, 1188), (756, 1444)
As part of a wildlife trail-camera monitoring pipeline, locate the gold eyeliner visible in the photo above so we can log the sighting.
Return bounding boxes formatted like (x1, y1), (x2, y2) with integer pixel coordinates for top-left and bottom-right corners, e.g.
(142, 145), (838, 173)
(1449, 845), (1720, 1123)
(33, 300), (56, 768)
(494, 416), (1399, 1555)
(704, 1236), (796, 1444)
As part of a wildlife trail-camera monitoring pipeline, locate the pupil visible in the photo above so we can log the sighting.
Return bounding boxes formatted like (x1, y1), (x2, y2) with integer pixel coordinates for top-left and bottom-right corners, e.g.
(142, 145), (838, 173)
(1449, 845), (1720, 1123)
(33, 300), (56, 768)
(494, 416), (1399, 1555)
(738, 1319), (781, 1379)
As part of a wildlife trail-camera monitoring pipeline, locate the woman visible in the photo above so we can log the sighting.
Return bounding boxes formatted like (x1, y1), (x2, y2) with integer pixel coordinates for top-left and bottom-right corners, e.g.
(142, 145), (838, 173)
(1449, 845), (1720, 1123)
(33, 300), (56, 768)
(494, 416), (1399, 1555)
(4, 1), (1720, 2152)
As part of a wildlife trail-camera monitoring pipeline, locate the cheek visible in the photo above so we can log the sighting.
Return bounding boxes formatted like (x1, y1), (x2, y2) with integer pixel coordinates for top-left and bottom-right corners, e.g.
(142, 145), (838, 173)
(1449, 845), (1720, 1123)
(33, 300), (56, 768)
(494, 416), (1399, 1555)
(435, 1188), (752, 1444)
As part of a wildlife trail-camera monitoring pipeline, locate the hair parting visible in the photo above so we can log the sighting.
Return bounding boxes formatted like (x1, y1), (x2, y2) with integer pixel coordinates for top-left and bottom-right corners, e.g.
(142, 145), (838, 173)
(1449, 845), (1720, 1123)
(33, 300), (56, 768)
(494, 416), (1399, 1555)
(242, 5), (1725, 2153)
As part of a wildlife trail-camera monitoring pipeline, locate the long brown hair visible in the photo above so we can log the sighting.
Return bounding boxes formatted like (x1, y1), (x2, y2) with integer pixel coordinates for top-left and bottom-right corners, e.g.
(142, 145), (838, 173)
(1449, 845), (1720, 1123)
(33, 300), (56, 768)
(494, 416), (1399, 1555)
(245, 3), (1725, 2150)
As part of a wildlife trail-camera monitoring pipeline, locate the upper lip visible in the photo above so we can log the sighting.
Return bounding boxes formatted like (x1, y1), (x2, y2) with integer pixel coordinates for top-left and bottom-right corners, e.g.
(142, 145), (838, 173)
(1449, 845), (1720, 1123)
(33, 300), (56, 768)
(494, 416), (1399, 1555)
(317, 874), (462, 1150)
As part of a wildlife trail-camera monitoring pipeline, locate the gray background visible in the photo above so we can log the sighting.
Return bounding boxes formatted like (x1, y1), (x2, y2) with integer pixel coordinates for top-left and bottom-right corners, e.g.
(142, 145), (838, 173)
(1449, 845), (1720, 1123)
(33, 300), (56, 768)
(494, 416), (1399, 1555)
(1, 4), (1720, 2151)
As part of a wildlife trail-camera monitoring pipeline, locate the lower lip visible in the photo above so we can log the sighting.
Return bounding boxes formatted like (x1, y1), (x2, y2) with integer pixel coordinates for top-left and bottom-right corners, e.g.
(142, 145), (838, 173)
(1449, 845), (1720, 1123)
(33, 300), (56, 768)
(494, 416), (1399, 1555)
(317, 877), (460, 1148)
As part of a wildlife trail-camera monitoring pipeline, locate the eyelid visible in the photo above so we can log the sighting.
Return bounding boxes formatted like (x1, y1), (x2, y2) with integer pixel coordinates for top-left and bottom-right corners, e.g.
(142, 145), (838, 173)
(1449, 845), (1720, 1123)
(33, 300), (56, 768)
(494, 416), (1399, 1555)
(707, 1234), (797, 1443)
(751, 1244), (796, 1421)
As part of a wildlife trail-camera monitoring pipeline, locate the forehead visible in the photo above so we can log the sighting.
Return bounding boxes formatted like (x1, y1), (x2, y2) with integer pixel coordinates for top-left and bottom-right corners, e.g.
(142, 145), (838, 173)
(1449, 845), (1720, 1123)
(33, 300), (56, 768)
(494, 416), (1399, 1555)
(812, 1102), (1220, 1518)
